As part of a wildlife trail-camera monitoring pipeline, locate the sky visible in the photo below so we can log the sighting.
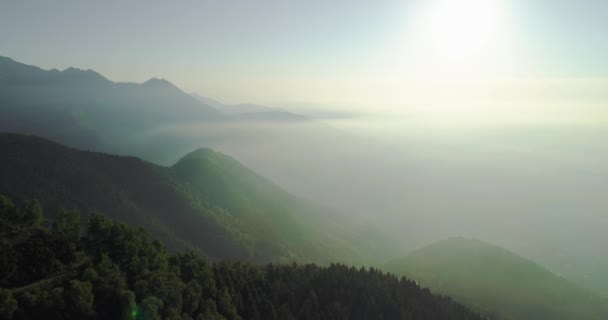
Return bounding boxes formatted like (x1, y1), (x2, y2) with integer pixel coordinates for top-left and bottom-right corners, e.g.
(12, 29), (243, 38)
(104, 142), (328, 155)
(2, 0), (608, 125)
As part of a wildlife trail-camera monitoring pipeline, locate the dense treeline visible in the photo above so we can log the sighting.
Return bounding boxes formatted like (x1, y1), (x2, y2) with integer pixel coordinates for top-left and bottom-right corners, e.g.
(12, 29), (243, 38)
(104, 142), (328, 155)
(0, 195), (484, 320)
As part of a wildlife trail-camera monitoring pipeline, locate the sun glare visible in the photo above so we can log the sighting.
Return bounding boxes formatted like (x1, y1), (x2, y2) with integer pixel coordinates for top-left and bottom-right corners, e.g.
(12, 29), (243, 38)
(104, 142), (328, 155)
(410, 0), (509, 79)
(384, 0), (515, 120)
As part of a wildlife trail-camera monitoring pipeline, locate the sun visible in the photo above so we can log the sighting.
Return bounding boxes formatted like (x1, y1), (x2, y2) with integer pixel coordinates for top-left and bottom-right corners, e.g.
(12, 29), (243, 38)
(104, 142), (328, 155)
(384, 0), (514, 121)
(410, 0), (509, 78)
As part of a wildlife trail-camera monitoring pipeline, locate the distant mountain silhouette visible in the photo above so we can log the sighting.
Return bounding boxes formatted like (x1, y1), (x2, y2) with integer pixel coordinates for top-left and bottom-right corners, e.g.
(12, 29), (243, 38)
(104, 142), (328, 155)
(0, 56), (226, 160)
(230, 110), (308, 122)
(0, 57), (108, 84)
(0, 56), (327, 164)
(191, 93), (309, 122)
(191, 93), (282, 115)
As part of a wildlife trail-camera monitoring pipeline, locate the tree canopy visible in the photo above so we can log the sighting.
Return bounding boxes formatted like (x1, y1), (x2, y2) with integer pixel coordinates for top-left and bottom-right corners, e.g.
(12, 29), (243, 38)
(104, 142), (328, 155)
(0, 195), (483, 320)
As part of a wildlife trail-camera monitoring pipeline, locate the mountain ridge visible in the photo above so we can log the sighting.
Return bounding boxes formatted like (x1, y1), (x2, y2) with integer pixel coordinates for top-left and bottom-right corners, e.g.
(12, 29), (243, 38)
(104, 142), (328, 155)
(0, 133), (389, 264)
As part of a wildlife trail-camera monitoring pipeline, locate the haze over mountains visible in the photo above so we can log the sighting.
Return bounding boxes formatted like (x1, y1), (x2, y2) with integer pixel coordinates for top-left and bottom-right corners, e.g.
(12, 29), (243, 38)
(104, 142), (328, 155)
(1, 55), (608, 318)
(0, 55), (412, 225)
(0, 133), (397, 264)
(190, 93), (282, 116)
(385, 238), (608, 320)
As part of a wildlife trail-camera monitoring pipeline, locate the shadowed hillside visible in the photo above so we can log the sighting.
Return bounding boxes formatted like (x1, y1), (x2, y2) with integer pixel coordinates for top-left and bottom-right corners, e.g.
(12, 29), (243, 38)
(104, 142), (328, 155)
(0, 133), (392, 264)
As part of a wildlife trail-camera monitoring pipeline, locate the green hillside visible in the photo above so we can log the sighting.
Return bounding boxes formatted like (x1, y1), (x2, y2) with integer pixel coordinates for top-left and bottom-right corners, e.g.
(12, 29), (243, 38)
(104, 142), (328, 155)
(0, 133), (385, 264)
(172, 148), (369, 263)
(0, 195), (484, 320)
(385, 237), (608, 320)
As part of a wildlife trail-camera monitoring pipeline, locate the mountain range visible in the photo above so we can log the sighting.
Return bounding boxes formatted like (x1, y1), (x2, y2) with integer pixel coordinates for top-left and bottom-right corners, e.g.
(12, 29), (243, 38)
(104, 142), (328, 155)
(0, 56), (406, 219)
(2, 55), (608, 318)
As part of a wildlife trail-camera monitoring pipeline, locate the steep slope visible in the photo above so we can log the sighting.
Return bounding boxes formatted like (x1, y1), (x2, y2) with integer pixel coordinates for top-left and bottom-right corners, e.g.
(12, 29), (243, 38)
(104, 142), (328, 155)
(385, 237), (608, 320)
(172, 148), (384, 263)
(0, 133), (248, 259)
(0, 133), (383, 264)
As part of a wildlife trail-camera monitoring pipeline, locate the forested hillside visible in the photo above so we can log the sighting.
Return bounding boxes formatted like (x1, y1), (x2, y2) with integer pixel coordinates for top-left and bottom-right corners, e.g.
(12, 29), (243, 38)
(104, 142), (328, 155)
(385, 238), (608, 320)
(0, 133), (391, 264)
(0, 195), (484, 320)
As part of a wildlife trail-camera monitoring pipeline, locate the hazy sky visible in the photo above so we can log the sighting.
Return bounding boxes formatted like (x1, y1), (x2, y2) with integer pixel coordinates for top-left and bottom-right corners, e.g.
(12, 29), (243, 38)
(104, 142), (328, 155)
(2, 0), (608, 124)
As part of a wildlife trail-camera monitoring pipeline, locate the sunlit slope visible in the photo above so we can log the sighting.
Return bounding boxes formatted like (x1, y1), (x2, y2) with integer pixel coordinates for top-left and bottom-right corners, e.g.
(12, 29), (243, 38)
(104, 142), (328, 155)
(0, 133), (382, 263)
(385, 237), (608, 320)
(172, 147), (389, 263)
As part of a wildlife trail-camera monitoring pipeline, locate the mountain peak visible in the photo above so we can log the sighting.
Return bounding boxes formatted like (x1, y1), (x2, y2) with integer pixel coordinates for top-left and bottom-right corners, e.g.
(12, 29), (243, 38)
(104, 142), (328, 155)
(0, 56), (15, 63)
(177, 148), (221, 163)
(61, 66), (107, 81)
(173, 147), (247, 175)
(63, 66), (79, 72)
(142, 77), (180, 90)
